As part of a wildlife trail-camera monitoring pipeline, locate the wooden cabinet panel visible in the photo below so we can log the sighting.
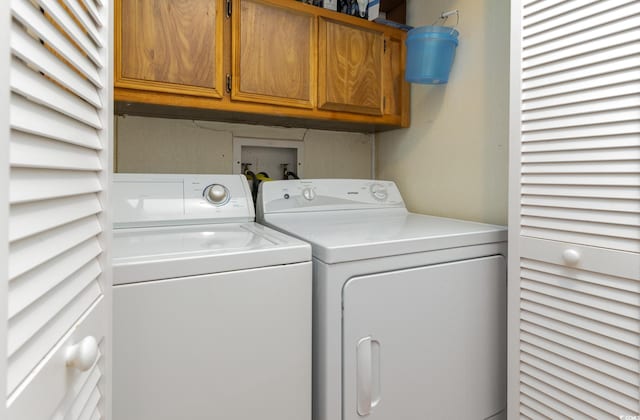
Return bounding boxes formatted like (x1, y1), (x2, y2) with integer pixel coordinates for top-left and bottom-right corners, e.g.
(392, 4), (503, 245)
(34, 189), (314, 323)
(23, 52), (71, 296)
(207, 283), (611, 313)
(116, 0), (224, 98)
(383, 37), (402, 116)
(318, 18), (384, 115)
(232, 0), (315, 108)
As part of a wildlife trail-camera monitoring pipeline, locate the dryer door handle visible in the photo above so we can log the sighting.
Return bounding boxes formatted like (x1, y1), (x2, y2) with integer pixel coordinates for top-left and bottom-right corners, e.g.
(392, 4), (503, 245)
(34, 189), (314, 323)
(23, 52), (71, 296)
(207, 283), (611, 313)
(357, 336), (381, 416)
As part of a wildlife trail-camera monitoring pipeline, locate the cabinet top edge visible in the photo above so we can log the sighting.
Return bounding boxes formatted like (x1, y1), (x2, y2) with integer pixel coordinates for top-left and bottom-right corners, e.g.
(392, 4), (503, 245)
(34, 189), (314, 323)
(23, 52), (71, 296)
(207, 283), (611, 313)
(241, 0), (408, 38)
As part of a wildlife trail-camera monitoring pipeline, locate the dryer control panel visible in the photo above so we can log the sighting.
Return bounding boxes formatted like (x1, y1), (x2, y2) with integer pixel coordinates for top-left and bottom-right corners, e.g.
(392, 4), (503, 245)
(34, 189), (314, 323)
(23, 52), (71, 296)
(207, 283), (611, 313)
(113, 174), (255, 228)
(258, 179), (405, 214)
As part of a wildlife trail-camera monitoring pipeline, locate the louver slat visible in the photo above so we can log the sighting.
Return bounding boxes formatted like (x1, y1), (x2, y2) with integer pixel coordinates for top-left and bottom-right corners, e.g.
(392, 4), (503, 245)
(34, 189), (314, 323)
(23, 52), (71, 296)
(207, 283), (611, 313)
(520, 323), (639, 379)
(521, 355), (634, 414)
(520, 388), (577, 420)
(10, 131), (102, 171)
(520, 333), (638, 396)
(523, 3), (640, 50)
(8, 216), (101, 280)
(10, 94), (102, 150)
(9, 168), (101, 204)
(7, 260), (101, 358)
(10, 58), (102, 129)
(519, 0), (640, 249)
(522, 0), (637, 38)
(8, 238), (102, 318)
(520, 370), (614, 418)
(10, 21), (101, 107)
(65, 363), (102, 420)
(9, 194), (102, 242)
(523, 43), (640, 81)
(521, 135), (640, 152)
(11, 0), (102, 87)
(60, 0), (103, 48)
(80, 0), (103, 27)
(33, 0), (102, 66)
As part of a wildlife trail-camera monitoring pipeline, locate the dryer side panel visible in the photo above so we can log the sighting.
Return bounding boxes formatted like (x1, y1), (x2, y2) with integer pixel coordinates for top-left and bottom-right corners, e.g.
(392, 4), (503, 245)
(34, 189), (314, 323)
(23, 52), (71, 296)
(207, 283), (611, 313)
(342, 255), (507, 420)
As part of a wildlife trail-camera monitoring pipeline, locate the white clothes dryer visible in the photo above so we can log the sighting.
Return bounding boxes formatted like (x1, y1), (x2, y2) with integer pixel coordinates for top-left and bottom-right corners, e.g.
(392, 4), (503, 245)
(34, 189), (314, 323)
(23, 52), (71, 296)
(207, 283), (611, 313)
(257, 179), (508, 420)
(112, 174), (311, 420)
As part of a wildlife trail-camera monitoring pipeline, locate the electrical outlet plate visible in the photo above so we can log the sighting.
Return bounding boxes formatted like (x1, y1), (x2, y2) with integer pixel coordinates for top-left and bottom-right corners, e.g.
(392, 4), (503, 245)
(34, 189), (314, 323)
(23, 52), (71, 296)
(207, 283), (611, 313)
(232, 137), (304, 180)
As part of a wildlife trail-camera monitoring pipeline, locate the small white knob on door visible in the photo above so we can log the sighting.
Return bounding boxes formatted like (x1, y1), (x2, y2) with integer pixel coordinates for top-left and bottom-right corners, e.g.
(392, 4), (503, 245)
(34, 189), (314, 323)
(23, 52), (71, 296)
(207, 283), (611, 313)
(66, 336), (98, 371)
(562, 249), (581, 266)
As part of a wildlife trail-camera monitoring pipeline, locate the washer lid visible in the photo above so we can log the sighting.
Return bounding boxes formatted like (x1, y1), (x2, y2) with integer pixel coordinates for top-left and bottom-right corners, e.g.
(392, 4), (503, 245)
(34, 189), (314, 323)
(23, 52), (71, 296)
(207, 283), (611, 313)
(112, 222), (311, 285)
(262, 209), (507, 264)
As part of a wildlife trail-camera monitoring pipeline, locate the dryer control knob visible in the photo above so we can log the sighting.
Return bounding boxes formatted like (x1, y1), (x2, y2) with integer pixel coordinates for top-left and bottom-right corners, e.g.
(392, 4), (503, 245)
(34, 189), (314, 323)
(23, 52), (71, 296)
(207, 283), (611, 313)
(205, 184), (229, 205)
(370, 183), (388, 201)
(302, 187), (316, 201)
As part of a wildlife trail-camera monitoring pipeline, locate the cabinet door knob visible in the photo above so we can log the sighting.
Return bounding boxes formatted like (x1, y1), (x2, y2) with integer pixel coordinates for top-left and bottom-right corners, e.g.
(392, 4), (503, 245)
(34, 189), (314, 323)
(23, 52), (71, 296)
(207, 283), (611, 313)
(562, 249), (581, 266)
(66, 336), (98, 371)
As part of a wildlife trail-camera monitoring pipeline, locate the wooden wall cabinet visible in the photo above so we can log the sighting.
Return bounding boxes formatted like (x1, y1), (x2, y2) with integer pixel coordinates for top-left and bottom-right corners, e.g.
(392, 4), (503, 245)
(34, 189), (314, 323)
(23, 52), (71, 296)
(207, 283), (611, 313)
(115, 0), (410, 131)
(232, 0), (316, 108)
(116, 0), (225, 98)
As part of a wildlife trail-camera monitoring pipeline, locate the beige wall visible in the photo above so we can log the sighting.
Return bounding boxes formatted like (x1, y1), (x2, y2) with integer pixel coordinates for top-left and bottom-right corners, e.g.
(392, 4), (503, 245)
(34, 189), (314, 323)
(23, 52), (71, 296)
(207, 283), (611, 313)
(376, 0), (509, 225)
(116, 116), (373, 179)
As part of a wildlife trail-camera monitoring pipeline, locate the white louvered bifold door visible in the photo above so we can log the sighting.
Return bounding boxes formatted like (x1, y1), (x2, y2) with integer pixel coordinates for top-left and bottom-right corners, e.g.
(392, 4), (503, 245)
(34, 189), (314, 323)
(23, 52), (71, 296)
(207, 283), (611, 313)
(6, 0), (111, 418)
(509, 0), (640, 419)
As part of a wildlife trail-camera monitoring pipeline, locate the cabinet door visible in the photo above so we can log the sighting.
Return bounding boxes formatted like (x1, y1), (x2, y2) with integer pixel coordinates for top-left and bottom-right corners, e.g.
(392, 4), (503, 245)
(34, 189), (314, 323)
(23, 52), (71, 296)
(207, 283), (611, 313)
(343, 256), (506, 419)
(116, 0), (225, 98)
(318, 18), (384, 115)
(232, 0), (316, 108)
(6, 0), (111, 417)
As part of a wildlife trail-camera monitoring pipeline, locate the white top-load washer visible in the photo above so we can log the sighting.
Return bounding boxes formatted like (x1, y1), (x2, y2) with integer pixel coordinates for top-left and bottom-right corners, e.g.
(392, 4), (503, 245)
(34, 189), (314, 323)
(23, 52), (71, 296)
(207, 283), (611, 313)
(112, 174), (312, 420)
(257, 179), (508, 420)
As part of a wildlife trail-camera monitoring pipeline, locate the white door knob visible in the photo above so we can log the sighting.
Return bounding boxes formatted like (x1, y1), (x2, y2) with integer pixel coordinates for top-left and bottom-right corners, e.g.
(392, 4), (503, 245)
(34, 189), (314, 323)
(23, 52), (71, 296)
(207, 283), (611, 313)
(66, 336), (98, 371)
(562, 249), (581, 266)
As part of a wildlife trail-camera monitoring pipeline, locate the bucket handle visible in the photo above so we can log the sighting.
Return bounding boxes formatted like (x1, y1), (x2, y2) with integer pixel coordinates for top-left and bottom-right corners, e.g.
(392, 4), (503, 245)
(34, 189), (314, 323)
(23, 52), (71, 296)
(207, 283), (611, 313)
(432, 9), (459, 35)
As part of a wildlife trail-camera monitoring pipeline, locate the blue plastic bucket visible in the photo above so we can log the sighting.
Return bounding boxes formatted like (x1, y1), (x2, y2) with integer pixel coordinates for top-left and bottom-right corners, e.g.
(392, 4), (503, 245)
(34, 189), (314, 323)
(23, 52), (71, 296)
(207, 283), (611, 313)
(405, 25), (459, 84)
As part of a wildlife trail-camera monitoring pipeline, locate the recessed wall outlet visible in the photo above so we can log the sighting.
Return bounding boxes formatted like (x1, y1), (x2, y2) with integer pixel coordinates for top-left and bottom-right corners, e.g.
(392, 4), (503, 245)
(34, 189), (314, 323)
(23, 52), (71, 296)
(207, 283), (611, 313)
(232, 137), (304, 181)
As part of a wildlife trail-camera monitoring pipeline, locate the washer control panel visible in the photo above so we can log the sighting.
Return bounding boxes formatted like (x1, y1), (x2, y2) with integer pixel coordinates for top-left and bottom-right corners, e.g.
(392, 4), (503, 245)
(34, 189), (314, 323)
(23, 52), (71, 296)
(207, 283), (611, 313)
(113, 174), (254, 227)
(259, 179), (405, 214)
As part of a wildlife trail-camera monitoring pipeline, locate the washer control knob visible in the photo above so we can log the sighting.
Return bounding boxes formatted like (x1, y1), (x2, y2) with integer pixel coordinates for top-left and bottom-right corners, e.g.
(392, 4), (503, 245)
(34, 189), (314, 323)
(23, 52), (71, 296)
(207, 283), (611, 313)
(204, 184), (229, 205)
(302, 187), (316, 201)
(370, 183), (388, 201)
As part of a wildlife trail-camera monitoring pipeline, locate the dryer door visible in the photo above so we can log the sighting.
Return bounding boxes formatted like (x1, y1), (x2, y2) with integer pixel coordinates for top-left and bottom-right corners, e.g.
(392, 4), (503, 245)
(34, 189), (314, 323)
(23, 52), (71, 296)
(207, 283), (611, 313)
(342, 256), (507, 419)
